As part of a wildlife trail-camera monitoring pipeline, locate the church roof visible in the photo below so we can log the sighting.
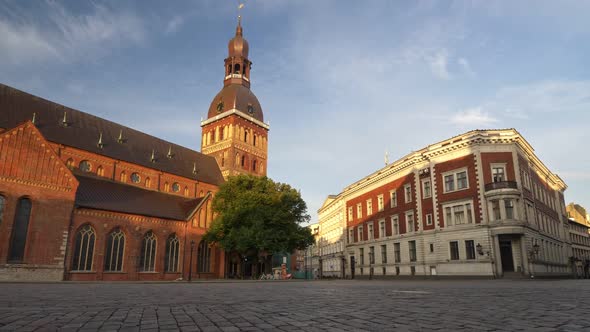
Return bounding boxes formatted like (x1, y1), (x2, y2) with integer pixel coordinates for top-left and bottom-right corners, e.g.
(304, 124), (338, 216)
(0, 83), (224, 186)
(75, 174), (206, 221)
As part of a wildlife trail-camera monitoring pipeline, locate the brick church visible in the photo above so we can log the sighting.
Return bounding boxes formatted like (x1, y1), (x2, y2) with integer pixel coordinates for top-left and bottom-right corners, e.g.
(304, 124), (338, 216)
(0, 19), (268, 281)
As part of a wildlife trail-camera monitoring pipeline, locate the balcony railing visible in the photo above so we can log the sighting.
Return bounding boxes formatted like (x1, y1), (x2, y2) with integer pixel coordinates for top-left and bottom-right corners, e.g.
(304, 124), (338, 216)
(485, 181), (518, 192)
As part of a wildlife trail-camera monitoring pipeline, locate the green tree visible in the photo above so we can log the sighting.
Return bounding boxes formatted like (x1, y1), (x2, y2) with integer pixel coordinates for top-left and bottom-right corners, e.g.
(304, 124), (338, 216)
(203, 175), (314, 278)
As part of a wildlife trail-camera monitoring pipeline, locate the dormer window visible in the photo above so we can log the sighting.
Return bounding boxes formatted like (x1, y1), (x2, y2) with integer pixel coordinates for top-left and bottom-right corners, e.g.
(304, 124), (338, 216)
(247, 104), (254, 115)
(216, 101), (224, 113)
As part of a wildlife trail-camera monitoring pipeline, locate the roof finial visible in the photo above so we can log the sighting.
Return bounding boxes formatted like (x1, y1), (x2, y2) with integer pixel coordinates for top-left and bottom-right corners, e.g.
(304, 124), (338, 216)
(150, 149), (156, 163)
(97, 132), (104, 149)
(117, 129), (125, 143)
(31, 112), (37, 125)
(167, 146), (174, 159)
(193, 162), (198, 175)
(236, 2), (244, 35)
(61, 111), (68, 127)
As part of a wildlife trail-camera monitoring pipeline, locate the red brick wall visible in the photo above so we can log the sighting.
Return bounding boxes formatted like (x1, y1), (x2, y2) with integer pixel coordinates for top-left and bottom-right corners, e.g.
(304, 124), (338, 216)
(0, 122), (77, 269)
(346, 173), (416, 241)
(434, 154), (481, 227)
(68, 206), (224, 281)
(481, 152), (516, 184)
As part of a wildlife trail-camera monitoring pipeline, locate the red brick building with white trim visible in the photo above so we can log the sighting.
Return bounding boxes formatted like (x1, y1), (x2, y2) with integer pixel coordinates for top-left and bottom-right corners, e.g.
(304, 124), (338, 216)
(0, 20), (267, 281)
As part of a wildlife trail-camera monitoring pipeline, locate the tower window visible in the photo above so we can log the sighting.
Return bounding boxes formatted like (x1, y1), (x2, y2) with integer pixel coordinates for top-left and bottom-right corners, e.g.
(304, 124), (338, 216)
(244, 131), (248, 143)
(253, 134), (257, 146)
(234, 64), (241, 74)
(241, 155), (245, 167)
(253, 160), (257, 171)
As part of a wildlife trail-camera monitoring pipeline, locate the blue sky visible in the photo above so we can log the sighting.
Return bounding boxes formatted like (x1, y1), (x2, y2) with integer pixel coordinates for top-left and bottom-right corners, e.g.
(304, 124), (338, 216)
(2, 0), (590, 221)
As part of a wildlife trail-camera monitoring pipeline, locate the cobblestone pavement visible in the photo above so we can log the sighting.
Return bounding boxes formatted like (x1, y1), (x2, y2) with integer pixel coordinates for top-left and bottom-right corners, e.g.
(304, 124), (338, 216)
(1, 279), (590, 331)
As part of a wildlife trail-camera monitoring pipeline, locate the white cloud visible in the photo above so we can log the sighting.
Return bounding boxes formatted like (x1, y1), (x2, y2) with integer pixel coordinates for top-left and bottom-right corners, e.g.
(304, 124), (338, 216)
(166, 16), (185, 34)
(0, 3), (145, 65)
(429, 50), (451, 80)
(450, 107), (498, 127)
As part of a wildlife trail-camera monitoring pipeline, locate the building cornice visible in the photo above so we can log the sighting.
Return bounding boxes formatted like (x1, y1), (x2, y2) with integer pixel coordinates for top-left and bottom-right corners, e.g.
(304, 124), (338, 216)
(201, 108), (270, 130)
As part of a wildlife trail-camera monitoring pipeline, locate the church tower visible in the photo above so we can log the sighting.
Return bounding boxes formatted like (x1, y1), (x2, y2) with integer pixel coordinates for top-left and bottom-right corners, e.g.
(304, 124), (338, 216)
(201, 17), (269, 179)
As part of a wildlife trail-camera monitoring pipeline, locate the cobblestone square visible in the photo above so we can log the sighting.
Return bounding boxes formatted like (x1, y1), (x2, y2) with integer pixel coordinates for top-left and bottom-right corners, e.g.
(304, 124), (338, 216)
(1, 279), (589, 331)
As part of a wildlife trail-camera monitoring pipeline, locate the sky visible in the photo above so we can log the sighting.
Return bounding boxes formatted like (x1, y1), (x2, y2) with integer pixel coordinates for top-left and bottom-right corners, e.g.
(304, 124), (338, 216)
(1, 0), (590, 222)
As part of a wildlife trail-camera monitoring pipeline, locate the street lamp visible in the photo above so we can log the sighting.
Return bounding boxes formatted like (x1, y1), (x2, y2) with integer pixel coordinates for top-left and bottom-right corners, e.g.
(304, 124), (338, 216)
(188, 240), (195, 282)
(529, 240), (540, 279)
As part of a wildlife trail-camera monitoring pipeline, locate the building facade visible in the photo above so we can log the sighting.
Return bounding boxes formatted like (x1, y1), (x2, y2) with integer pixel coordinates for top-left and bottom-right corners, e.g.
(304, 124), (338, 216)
(328, 129), (570, 278)
(0, 19), (267, 281)
(317, 195), (346, 278)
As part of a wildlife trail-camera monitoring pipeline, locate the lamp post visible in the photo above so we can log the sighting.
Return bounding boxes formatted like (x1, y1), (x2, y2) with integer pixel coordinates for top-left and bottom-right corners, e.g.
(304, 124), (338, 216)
(529, 240), (540, 279)
(188, 240), (195, 282)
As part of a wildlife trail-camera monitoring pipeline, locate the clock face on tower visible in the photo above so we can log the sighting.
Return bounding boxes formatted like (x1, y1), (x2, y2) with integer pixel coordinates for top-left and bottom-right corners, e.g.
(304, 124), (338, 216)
(217, 102), (224, 113)
(247, 104), (254, 115)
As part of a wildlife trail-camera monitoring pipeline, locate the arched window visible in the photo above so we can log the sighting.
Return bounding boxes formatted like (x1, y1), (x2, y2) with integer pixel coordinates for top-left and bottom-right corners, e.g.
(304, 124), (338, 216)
(212, 128), (216, 143)
(145, 177), (151, 188)
(244, 130), (248, 143)
(120, 171), (127, 183)
(184, 186), (189, 196)
(8, 197), (32, 262)
(252, 160), (257, 172)
(165, 234), (180, 273)
(71, 225), (95, 271)
(234, 64), (241, 74)
(241, 155), (245, 167)
(219, 126), (224, 141)
(79, 160), (91, 172)
(199, 190), (204, 197)
(0, 195), (5, 225)
(164, 182), (170, 192)
(253, 134), (257, 146)
(104, 228), (125, 272)
(96, 166), (104, 177)
(227, 64), (232, 75)
(197, 240), (211, 273)
(66, 158), (74, 169)
(140, 231), (157, 272)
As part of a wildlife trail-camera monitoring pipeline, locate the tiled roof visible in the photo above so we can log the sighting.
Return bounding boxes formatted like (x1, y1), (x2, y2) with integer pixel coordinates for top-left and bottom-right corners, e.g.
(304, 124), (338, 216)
(75, 174), (206, 221)
(0, 83), (224, 186)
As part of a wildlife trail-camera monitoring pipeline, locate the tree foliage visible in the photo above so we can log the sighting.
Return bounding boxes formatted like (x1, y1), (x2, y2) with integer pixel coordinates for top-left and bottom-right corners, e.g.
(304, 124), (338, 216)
(203, 175), (314, 256)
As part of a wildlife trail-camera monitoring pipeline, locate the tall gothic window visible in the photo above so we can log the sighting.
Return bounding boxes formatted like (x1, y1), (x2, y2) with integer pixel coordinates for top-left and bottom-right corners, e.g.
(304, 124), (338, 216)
(71, 225), (95, 271)
(197, 240), (211, 273)
(165, 234), (180, 273)
(8, 197), (32, 262)
(140, 231), (157, 272)
(104, 228), (125, 272)
(0, 195), (5, 225)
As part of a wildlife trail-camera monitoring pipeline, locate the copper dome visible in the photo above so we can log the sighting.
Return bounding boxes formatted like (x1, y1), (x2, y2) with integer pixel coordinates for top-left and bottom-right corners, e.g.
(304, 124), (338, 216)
(207, 84), (263, 122)
(228, 25), (249, 58)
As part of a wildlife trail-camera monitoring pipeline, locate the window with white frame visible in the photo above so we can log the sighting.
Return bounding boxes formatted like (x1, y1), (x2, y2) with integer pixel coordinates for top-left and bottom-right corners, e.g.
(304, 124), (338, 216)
(368, 222), (374, 240)
(406, 211), (415, 233)
(491, 164), (506, 183)
(379, 219), (385, 238)
(357, 203), (362, 219)
(367, 199), (373, 215)
(391, 215), (399, 235)
(426, 213), (433, 226)
(349, 229), (354, 243)
(404, 184), (412, 203)
(443, 201), (474, 226)
(422, 179), (432, 198)
(390, 190), (397, 208)
(394, 243), (401, 263)
(358, 225), (364, 241)
(348, 207), (353, 222)
(491, 199), (501, 220)
(377, 194), (384, 211)
(443, 169), (469, 193)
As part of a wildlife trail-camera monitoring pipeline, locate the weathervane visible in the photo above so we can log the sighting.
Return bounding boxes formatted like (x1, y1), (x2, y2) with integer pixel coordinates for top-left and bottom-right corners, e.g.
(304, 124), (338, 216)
(237, 1), (245, 24)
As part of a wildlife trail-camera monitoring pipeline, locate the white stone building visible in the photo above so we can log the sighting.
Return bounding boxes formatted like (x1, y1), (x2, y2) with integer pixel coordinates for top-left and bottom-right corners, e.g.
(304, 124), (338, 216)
(317, 195), (346, 278)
